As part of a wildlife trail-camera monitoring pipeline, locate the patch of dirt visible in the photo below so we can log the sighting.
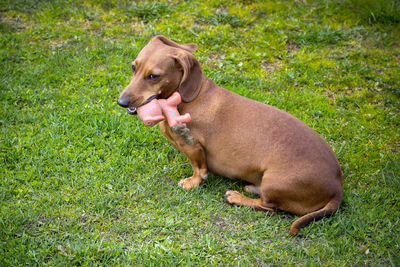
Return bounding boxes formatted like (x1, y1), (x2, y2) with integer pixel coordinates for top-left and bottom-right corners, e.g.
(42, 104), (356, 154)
(0, 14), (26, 31)
(216, 7), (228, 13)
(204, 54), (222, 69)
(325, 86), (364, 99)
(390, 141), (400, 155)
(23, 216), (51, 230)
(286, 40), (299, 53)
(261, 60), (283, 73)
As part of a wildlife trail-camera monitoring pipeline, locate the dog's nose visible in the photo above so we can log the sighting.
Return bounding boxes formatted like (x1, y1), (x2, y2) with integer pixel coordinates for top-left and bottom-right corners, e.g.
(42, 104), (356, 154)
(117, 97), (130, 108)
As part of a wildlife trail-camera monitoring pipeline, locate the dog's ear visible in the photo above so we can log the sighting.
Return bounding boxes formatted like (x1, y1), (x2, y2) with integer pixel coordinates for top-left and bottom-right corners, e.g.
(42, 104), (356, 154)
(174, 52), (202, 102)
(151, 35), (198, 53)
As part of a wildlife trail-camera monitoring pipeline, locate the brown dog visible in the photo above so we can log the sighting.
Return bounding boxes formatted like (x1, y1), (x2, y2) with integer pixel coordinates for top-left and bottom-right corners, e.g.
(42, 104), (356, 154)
(117, 36), (343, 236)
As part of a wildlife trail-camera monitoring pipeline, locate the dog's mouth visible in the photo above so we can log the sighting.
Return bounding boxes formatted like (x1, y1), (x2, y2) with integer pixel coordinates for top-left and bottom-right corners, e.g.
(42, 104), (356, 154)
(126, 107), (137, 115)
(125, 95), (159, 116)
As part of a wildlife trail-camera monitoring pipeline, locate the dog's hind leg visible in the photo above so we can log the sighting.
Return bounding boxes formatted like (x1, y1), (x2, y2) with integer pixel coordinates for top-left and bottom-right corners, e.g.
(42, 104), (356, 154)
(225, 190), (276, 212)
(226, 171), (278, 212)
(244, 185), (261, 196)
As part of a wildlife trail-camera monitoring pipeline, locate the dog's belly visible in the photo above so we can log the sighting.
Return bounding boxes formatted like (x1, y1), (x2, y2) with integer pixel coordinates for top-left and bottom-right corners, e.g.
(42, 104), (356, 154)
(205, 148), (264, 185)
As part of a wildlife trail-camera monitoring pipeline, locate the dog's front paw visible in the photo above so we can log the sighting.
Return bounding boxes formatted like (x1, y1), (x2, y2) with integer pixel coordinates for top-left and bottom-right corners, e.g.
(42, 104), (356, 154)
(178, 176), (202, 190)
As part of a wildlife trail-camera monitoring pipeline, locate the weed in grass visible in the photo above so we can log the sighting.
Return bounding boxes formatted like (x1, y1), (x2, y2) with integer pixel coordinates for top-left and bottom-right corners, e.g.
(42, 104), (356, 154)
(198, 11), (246, 28)
(122, 1), (171, 23)
(288, 25), (351, 47)
(344, 0), (400, 25)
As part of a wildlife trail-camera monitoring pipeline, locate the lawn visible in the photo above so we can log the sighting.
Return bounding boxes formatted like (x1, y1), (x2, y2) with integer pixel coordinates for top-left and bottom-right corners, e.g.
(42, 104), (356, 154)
(1, 0), (399, 265)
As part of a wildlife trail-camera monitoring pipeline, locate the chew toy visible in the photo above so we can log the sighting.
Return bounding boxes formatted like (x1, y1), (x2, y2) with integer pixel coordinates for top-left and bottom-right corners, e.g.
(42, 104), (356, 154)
(137, 92), (191, 127)
(137, 92), (194, 145)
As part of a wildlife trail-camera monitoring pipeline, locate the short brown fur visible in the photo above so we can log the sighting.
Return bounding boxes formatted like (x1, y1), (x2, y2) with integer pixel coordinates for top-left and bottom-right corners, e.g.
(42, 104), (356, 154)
(118, 36), (343, 236)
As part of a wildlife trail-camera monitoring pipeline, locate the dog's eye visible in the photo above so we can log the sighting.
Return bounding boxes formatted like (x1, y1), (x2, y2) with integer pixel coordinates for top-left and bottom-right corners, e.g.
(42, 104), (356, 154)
(131, 65), (136, 73)
(147, 74), (160, 81)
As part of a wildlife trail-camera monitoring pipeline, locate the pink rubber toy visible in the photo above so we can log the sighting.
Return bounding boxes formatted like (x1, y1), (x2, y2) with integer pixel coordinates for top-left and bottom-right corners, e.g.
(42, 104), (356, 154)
(136, 99), (164, 127)
(137, 92), (191, 127)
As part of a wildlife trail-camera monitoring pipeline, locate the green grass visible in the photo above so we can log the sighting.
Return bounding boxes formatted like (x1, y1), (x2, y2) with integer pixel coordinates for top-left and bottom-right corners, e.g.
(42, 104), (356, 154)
(1, 0), (399, 265)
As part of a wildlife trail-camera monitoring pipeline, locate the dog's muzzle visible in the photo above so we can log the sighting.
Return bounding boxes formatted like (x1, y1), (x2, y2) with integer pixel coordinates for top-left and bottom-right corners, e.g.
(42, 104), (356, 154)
(117, 95), (158, 116)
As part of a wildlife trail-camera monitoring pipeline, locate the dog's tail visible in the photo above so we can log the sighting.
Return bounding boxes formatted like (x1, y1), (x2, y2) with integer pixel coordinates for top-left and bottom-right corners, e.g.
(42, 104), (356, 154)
(290, 190), (342, 236)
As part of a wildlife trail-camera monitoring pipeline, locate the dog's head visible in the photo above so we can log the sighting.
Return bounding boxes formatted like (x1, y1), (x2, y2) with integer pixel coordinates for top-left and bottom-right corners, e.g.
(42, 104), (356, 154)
(117, 36), (203, 115)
